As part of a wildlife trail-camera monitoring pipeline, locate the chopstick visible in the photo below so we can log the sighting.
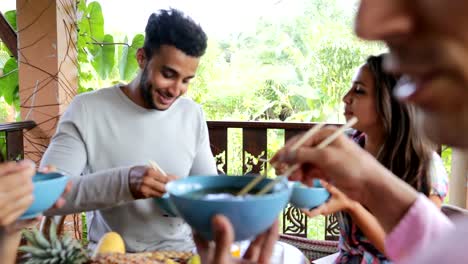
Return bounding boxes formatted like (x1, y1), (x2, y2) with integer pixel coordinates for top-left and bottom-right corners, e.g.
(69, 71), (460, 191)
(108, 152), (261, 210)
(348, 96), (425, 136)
(236, 123), (325, 196)
(149, 160), (167, 177)
(256, 117), (358, 195)
(257, 123), (326, 166)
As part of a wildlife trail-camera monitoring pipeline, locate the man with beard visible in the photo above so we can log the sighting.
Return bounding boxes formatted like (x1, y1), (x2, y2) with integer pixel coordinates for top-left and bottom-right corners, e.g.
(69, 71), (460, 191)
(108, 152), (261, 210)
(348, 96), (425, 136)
(40, 9), (217, 252)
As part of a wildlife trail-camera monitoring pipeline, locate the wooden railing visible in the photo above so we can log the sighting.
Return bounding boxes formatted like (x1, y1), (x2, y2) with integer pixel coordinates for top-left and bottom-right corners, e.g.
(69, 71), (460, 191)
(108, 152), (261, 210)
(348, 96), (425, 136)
(207, 121), (340, 240)
(0, 120), (340, 241)
(0, 121), (36, 161)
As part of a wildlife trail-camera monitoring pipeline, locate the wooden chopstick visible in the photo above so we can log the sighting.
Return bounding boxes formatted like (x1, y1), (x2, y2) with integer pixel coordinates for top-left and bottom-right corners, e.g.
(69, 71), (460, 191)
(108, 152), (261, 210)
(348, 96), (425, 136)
(257, 123), (327, 165)
(256, 117), (358, 195)
(236, 123), (325, 196)
(236, 173), (266, 196)
(149, 160), (167, 177)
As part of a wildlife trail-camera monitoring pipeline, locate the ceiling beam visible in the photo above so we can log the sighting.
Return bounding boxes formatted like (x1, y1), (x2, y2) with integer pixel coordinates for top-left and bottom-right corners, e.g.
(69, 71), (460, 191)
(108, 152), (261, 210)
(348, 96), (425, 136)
(0, 11), (18, 59)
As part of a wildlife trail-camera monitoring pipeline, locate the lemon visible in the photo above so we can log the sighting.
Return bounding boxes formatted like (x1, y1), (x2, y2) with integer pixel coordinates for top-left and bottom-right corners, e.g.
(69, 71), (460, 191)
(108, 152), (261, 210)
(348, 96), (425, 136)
(188, 255), (201, 264)
(231, 243), (241, 257)
(92, 232), (126, 257)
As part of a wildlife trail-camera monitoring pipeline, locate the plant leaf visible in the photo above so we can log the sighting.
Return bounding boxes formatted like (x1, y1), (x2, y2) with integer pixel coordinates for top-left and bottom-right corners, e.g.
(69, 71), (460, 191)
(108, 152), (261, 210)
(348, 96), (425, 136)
(85, 1), (104, 42)
(91, 34), (115, 80)
(0, 58), (19, 104)
(119, 34), (144, 81)
(4, 10), (17, 31)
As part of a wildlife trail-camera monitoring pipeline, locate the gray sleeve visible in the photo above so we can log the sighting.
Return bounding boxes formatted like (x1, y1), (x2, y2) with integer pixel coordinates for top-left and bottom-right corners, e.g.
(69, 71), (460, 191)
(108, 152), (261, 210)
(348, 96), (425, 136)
(188, 107), (218, 176)
(41, 97), (134, 215)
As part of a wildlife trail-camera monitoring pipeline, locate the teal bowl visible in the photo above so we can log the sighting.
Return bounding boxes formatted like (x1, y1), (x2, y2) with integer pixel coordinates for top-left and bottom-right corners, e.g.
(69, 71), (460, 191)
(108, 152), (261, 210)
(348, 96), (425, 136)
(19, 172), (69, 220)
(166, 175), (291, 241)
(289, 180), (330, 209)
(154, 193), (179, 217)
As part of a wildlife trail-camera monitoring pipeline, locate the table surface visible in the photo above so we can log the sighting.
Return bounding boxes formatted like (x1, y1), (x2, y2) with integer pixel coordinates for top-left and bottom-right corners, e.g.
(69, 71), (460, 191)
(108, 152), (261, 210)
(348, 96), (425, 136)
(237, 240), (308, 264)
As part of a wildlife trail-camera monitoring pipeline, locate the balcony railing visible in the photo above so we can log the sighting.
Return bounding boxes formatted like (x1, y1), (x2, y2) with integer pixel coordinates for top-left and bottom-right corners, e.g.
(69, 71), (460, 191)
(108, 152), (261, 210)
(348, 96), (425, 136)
(0, 120), (340, 241)
(0, 120), (36, 161)
(207, 121), (340, 240)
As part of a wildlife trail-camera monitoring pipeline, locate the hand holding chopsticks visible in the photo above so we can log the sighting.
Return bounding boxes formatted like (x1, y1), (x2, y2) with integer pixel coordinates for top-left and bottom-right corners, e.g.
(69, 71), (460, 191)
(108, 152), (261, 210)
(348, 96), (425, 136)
(149, 160), (167, 177)
(129, 160), (173, 199)
(256, 117), (358, 195)
(236, 123), (327, 196)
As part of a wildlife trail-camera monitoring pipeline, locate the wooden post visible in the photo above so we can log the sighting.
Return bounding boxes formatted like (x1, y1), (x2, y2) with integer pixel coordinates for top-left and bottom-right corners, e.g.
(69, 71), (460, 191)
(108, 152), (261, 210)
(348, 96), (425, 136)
(16, 0), (78, 163)
(0, 12), (17, 59)
(450, 149), (468, 208)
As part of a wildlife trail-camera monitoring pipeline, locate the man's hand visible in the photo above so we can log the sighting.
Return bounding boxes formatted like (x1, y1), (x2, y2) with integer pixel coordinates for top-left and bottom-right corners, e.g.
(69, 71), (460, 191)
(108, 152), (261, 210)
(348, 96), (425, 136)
(128, 165), (178, 199)
(194, 215), (278, 264)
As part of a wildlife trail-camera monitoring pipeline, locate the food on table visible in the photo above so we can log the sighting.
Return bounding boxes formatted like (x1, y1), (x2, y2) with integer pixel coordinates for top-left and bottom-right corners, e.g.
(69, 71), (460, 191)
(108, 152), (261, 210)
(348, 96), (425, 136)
(19, 223), (88, 264)
(92, 231), (126, 257)
(90, 253), (163, 263)
(187, 255), (201, 264)
(149, 250), (194, 262)
(19, 222), (192, 264)
(186, 187), (256, 200)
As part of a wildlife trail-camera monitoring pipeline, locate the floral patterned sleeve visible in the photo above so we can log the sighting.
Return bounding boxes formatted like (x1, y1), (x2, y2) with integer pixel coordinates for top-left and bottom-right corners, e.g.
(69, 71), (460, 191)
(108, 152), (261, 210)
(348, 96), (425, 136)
(429, 152), (449, 199)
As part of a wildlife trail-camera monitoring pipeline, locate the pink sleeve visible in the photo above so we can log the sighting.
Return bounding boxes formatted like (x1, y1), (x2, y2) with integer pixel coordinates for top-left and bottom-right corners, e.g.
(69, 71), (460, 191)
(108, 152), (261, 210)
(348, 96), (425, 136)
(385, 194), (454, 261)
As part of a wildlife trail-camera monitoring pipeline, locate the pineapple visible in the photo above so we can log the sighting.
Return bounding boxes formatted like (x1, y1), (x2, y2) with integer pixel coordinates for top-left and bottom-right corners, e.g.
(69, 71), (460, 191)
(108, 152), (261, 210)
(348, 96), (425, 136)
(19, 222), (90, 264)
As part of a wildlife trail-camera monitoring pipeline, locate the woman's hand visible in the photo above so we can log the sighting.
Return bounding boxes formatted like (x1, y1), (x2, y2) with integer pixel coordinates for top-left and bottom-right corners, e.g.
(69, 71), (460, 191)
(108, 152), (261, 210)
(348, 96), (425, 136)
(302, 180), (356, 218)
(271, 126), (419, 232)
(271, 126), (376, 203)
(0, 161), (35, 227)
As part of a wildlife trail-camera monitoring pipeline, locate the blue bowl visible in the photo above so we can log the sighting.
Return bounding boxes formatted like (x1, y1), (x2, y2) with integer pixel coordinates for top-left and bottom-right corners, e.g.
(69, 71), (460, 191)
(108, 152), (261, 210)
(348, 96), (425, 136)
(289, 180), (330, 209)
(154, 193), (179, 217)
(20, 172), (69, 220)
(166, 175), (291, 241)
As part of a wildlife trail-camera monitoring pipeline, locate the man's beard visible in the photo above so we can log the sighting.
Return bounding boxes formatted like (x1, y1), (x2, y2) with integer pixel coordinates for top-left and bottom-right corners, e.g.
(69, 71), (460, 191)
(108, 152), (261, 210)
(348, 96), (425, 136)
(140, 65), (159, 110)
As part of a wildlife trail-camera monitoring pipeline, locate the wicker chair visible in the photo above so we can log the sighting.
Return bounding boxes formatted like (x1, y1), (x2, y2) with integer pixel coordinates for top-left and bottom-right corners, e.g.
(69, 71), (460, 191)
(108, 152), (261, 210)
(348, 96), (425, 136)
(279, 234), (339, 262)
(441, 204), (468, 219)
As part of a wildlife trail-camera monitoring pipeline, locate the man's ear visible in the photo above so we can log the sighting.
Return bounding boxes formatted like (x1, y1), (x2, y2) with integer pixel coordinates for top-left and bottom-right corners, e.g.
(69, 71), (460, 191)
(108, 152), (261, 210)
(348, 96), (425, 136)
(136, 48), (146, 69)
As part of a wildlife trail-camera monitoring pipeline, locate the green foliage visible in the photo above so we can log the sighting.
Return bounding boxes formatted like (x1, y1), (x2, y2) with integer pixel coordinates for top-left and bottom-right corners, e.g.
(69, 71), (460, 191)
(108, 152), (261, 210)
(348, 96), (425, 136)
(4, 10), (17, 31)
(0, 131), (6, 160)
(91, 34), (115, 79)
(0, 43), (12, 67)
(79, 1), (104, 43)
(0, 10), (19, 113)
(81, 212), (88, 246)
(441, 146), (452, 203)
(77, 1), (141, 91)
(119, 34), (144, 81)
(0, 58), (19, 106)
(187, 0), (383, 123)
(0, 0), (451, 240)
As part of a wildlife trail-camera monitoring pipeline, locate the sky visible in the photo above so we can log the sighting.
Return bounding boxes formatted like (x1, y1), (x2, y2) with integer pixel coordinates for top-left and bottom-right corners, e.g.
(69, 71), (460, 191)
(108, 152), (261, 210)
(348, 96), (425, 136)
(1, 0), (357, 39)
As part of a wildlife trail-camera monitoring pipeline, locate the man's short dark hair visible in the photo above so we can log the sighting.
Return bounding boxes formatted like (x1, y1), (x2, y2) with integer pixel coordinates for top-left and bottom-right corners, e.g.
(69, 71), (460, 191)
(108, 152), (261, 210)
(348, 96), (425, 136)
(143, 8), (208, 58)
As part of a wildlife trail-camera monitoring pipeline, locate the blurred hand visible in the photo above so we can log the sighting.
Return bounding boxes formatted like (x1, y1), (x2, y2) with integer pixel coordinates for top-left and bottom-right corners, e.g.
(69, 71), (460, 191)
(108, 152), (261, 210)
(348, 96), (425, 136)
(194, 215), (278, 264)
(1, 217), (39, 236)
(271, 126), (381, 203)
(301, 180), (356, 218)
(273, 162), (288, 176)
(0, 160), (35, 227)
(128, 165), (178, 199)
